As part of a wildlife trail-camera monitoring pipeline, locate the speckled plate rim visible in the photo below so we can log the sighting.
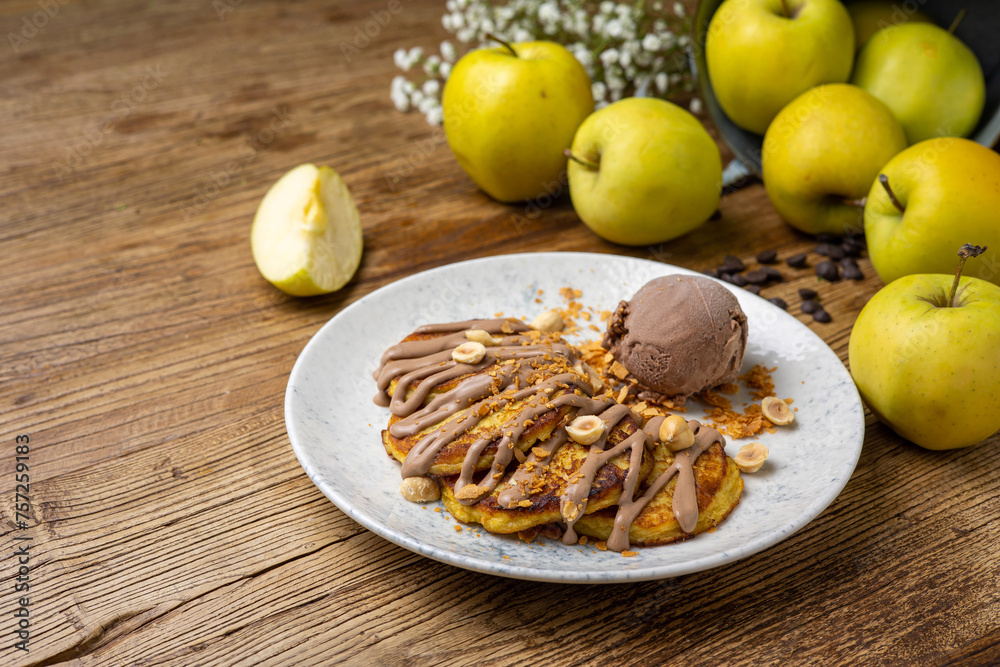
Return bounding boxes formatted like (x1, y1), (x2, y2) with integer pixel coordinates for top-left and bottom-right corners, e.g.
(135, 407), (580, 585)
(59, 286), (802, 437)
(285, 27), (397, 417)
(285, 252), (865, 583)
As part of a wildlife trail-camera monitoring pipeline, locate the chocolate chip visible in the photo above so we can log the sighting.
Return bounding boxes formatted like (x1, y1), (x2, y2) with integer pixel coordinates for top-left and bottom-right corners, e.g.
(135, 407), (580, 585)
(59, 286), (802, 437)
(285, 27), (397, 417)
(816, 260), (841, 282)
(710, 209), (722, 221)
(841, 240), (865, 257)
(800, 299), (820, 314)
(816, 243), (845, 260)
(704, 268), (719, 278)
(723, 254), (745, 272)
(786, 253), (808, 268)
(842, 265), (865, 281)
(730, 273), (749, 287)
(744, 284), (761, 295)
(813, 309), (832, 323)
(838, 257), (859, 269)
(762, 266), (783, 282)
(756, 249), (778, 264)
(816, 233), (841, 244)
(719, 272), (734, 284)
(798, 288), (818, 300)
(769, 297), (788, 310)
(744, 269), (769, 285)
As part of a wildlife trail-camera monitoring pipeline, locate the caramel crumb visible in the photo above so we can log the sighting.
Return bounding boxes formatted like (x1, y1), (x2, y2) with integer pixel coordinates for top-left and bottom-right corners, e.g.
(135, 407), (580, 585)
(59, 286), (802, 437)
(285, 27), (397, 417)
(622, 550), (638, 557)
(578, 536), (589, 545)
(501, 321), (514, 334)
(513, 448), (527, 463)
(454, 525), (463, 532)
(595, 541), (608, 551)
(531, 446), (548, 459)
(455, 484), (487, 501)
(740, 364), (777, 400)
(610, 360), (630, 380)
(719, 382), (739, 394)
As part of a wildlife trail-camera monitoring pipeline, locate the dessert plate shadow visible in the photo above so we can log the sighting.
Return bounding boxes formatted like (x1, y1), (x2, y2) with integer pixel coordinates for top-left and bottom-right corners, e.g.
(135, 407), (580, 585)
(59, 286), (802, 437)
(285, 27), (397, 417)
(285, 252), (864, 583)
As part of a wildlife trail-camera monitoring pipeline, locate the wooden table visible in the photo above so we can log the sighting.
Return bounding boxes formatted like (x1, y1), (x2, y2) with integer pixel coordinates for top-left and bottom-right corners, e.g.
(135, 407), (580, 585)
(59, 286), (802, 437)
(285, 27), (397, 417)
(3, 1), (998, 664)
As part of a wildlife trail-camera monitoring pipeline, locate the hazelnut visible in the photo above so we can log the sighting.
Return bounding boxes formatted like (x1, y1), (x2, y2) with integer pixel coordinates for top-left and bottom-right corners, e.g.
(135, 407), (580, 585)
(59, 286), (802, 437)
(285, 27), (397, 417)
(531, 309), (565, 332)
(399, 476), (441, 503)
(659, 415), (695, 452)
(565, 415), (606, 445)
(734, 442), (769, 473)
(452, 341), (487, 364)
(465, 329), (501, 346)
(761, 396), (794, 426)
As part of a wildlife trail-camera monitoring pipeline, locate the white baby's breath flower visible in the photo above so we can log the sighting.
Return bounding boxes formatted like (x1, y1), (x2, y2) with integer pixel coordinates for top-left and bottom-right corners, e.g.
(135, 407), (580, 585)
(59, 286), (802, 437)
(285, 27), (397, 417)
(689, 97), (703, 114)
(619, 50), (632, 68)
(513, 27), (532, 42)
(673, 2), (685, 18)
(425, 105), (444, 125)
(410, 89), (425, 106)
(422, 79), (441, 96)
(592, 81), (607, 102)
(642, 34), (662, 52)
(457, 27), (476, 42)
(424, 54), (441, 76)
(605, 18), (624, 38)
(393, 48), (408, 70)
(439, 62), (453, 79)
(655, 71), (669, 93)
(599, 1), (615, 15)
(538, 1), (559, 23)
(678, 34), (690, 47)
(600, 48), (619, 67)
(441, 40), (457, 62)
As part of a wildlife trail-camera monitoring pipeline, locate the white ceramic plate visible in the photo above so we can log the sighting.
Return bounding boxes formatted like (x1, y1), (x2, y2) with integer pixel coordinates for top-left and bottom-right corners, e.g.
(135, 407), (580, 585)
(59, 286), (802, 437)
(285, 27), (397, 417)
(286, 252), (864, 583)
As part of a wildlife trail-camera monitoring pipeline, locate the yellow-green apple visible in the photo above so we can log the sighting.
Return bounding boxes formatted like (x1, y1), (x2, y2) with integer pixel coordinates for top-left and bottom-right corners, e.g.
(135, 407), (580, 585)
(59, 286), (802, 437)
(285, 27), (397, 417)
(441, 39), (592, 203)
(849, 246), (1000, 449)
(865, 137), (1000, 286)
(851, 22), (985, 144)
(565, 97), (721, 246)
(705, 0), (854, 135)
(847, 0), (930, 51)
(762, 84), (907, 235)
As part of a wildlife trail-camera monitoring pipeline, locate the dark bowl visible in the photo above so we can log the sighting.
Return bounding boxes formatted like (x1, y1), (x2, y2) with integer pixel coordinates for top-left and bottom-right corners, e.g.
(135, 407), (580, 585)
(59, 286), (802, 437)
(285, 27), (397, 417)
(693, 0), (1000, 174)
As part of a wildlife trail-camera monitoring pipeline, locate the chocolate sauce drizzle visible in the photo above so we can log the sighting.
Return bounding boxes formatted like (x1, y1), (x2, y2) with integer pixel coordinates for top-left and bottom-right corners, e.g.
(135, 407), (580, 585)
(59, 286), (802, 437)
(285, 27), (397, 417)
(373, 319), (726, 552)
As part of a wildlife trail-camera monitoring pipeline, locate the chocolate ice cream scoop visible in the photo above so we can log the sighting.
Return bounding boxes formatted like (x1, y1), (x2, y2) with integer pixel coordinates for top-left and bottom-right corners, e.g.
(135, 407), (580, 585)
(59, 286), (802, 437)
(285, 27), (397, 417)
(603, 275), (748, 398)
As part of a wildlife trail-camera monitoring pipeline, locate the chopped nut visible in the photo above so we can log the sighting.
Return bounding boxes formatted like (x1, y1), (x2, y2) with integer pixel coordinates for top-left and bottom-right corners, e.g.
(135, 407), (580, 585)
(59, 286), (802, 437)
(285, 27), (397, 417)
(454, 483), (488, 501)
(561, 499), (580, 522)
(399, 476), (441, 503)
(659, 415), (695, 452)
(452, 341), (487, 364)
(566, 415), (605, 445)
(465, 329), (501, 346)
(531, 309), (565, 332)
(761, 396), (794, 425)
(609, 360), (629, 380)
(734, 442), (769, 473)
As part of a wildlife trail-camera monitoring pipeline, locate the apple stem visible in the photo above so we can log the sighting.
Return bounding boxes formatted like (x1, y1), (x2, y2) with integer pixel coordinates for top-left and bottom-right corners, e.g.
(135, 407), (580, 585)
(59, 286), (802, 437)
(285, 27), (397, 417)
(563, 148), (599, 170)
(485, 33), (518, 58)
(948, 9), (966, 34)
(779, 0), (790, 18)
(878, 174), (905, 214)
(948, 243), (987, 307)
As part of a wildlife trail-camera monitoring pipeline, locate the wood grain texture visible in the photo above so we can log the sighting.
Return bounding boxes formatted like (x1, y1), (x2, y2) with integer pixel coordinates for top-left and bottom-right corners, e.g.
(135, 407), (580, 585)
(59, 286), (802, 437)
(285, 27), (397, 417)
(1, 0), (998, 665)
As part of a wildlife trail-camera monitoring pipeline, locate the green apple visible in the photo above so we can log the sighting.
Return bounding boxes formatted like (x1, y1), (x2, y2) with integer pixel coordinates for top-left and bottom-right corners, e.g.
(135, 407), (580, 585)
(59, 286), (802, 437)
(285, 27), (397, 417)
(762, 84), (907, 236)
(847, 0), (930, 51)
(441, 39), (592, 203)
(565, 97), (721, 246)
(251, 164), (363, 297)
(851, 22), (985, 144)
(706, 0), (854, 135)
(849, 248), (1000, 449)
(865, 138), (1000, 286)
